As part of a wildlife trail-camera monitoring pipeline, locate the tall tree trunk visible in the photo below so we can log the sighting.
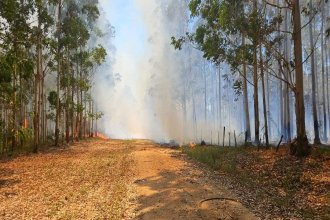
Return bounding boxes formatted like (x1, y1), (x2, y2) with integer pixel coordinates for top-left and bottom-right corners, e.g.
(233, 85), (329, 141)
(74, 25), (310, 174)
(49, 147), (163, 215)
(65, 48), (70, 144)
(283, 8), (291, 142)
(65, 85), (69, 144)
(204, 62), (207, 134)
(84, 91), (87, 138)
(253, 44), (259, 144)
(91, 101), (94, 137)
(279, 71), (284, 138)
(71, 63), (75, 142)
(242, 35), (251, 143)
(266, 64), (271, 138)
(292, 0), (309, 156)
(192, 91), (197, 141)
(79, 65), (83, 139)
(11, 48), (17, 153)
(309, 0), (321, 144)
(34, 8), (43, 152)
(95, 105), (98, 136)
(55, 0), (62, 147)
(321, 1), (327, 142)
(41, 59), (45, 145)
(75, 49), (81, 140)
(260, 45), (269, 147)
(218, 65), (221, 131)
(44, 94), (47, 144)
(253, 0), (260, 145)
(326, 36), (330, 138)
(19, 70), (24, 149)
(327, 1), (330, 132)
(33, 33), (40, 152)
(89, 101), (91, 137)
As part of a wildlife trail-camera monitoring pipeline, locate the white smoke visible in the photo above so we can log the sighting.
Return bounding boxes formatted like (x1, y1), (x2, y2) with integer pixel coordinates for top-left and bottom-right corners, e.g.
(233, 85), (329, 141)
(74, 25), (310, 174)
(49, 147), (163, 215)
(94, 0), (187, 141)
(95, 0), (252, 144)
(93, 0), (330, 145)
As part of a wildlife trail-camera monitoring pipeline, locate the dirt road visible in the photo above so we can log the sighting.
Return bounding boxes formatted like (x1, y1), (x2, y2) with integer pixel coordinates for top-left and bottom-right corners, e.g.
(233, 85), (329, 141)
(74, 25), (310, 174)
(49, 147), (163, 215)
(132, 140), (256, 220)
(0, 139), (257, 220)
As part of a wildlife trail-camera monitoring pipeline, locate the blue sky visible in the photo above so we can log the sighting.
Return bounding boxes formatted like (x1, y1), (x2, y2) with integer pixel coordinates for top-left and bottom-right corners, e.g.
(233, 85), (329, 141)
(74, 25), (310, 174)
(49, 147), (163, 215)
(99, 0), (147, 58)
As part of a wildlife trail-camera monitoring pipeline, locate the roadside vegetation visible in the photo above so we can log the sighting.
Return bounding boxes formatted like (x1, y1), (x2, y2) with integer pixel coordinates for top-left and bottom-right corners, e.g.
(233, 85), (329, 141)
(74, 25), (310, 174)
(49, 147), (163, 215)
(0, 0), (108, 157)
(182, 145), (330, 219)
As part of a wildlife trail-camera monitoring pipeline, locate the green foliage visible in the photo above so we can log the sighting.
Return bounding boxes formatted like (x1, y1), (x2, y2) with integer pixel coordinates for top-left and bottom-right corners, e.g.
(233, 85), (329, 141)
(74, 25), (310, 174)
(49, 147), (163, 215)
(0, 55), (12, 84)
(0, 0), (33, 42)
(62, 16), (90, 49)
(172, 0), (283, 95)
(18, 127), (33, 142)
(0, 0), (108, 153)
(88, 111), (104, 120)
(78, 79), (91, 91)
(76, 104), (84, 113)
(18, 58), (34, 80)
(233, 80), (243, 97)
(92, 45), (107, 65)
(183, 145), (248, 172)
(82, 4), (100, 23)
(188, 0), (201, 16)
(171, 36), (185, 50)
(95, 112), (104, 120)
(48, 91), (58, 109)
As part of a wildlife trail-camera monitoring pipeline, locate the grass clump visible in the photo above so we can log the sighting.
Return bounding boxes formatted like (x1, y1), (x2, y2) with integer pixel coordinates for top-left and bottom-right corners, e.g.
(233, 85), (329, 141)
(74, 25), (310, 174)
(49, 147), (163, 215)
(183, 146), (250, 173)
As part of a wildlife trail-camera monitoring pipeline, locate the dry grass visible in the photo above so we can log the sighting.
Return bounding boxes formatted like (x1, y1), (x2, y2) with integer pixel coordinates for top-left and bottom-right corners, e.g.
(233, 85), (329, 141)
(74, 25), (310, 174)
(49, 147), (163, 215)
(183, 145), (330, 219)
(0, 139), (136, 220)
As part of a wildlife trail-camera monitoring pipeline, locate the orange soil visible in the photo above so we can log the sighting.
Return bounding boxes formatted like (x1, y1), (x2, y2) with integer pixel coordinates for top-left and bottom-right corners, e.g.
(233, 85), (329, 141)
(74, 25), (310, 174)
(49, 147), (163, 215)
(0, 139), (257, 220)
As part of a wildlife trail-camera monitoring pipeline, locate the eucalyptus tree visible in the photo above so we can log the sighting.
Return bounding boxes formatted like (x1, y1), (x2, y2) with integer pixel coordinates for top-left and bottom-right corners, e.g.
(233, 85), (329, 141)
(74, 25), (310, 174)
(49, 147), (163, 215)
(247, 0), (310, 155)
(320, 0), (327, 142)
(0, 0), (35, 152)
(262, 0), (314, 155)
(172, 0), (282, 145)
(52, 0), (62, 147)
(307, 0), (321, 145)
(282, 5), (291, 143)
(251, 0), (261, 144)
(172, 0), (316, 155)
(49, 0), (104, 143)
(291, 0), (309, 155)
(0, 0), (107, 154)
(61, 1), (90, 141)
(172, 0), (252, 142)
(32, 0), (54, 152)
(326, 0), (330, 138)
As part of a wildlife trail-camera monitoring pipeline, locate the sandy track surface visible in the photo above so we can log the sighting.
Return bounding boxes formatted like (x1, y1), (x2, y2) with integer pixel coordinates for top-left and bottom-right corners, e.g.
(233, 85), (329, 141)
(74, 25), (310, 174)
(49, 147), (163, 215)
(0, 139), (256, 219)
(132, 140), (257, 220)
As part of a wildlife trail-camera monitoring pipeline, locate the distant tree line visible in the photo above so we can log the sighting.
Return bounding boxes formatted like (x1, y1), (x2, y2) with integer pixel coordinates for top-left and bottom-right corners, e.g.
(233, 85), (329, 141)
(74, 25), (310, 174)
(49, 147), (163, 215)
(172, 0), (330, 156)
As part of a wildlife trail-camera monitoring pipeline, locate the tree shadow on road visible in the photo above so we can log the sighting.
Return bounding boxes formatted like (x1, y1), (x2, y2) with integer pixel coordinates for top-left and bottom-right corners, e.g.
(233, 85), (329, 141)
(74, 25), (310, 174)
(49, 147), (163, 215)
(134, 168), (256, 220)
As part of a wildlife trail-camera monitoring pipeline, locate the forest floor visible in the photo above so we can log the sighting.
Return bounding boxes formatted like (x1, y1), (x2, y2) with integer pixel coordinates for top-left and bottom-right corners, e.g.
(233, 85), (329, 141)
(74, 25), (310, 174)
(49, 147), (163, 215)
(183, 145), (330, 219)
(0, 138), (257, 220)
